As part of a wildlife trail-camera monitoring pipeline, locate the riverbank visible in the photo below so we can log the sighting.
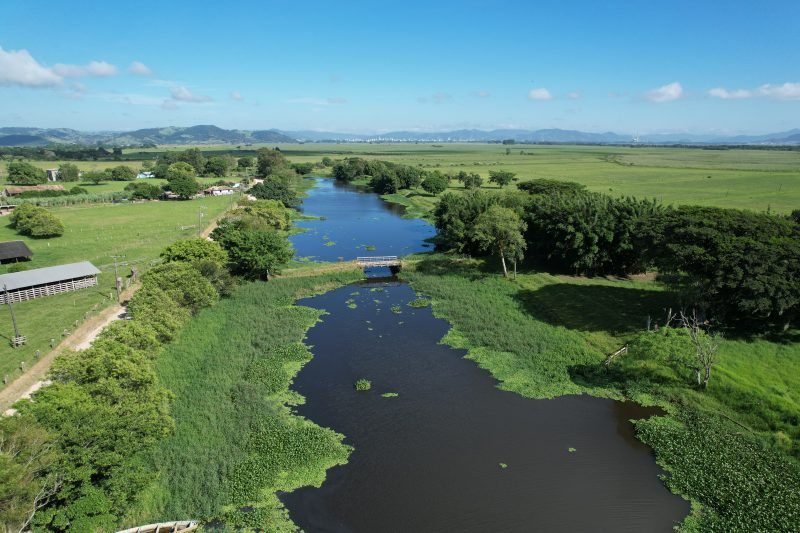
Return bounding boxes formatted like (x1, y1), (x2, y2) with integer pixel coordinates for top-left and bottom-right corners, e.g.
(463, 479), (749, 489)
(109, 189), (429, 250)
(400, 254), (800, 531)
(124, 267), (362, 529)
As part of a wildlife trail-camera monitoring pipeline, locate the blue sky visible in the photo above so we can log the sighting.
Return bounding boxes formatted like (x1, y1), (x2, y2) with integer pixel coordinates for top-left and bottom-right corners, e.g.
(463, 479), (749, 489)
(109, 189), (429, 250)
(1, 0), (798, 134)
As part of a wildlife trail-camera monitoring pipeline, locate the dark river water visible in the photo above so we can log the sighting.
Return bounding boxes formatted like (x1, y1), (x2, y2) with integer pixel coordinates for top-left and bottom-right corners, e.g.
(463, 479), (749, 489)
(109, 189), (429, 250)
(281, 180), (689, 532)
(289, 178), (436, 261)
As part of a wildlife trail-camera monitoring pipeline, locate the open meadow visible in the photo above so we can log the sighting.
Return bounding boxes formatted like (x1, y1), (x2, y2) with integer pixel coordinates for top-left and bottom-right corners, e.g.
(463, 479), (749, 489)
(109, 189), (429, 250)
(0, 195), (235, 385)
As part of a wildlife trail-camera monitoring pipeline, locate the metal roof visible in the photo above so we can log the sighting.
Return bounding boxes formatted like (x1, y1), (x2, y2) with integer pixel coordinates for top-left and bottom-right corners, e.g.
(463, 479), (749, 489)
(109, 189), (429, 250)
(0, 241), (33, 261)
(0, 261), (101, 292)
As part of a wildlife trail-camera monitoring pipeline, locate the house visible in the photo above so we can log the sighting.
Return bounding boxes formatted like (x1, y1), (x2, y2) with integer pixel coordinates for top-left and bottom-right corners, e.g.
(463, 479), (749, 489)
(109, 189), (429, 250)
(3, 185), (66, 197)
(137, 171), (155, 179)
(0, 261), (100, 304)
(45, 168), (59, 182)
(0, 204), (17, 216)
(0, 241), (33, 264)
(203, 185), (235, 196)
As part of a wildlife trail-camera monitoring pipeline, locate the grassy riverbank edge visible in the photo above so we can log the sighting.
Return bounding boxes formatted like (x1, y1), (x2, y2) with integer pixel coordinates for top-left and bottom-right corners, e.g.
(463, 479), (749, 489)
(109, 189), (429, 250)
(400, 254), (800, 532)
(123, 266), (363, 530)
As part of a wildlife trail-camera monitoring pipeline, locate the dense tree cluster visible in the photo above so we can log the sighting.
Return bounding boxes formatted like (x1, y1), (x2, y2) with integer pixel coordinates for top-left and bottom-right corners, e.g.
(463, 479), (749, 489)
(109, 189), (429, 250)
(332, 157), (424, 193)
(2, 256), (223, 531)
(7, 161), (46, 185)
(9, 204), (65, 237)
(433, 178), (800, 331)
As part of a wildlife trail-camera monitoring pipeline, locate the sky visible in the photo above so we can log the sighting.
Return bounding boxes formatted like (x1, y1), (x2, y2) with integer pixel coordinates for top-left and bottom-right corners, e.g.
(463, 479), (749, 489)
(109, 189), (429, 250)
(1, 0), (799, 135)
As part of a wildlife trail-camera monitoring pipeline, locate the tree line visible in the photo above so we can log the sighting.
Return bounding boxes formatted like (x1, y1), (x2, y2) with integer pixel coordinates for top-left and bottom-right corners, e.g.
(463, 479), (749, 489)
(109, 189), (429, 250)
(433, 179), (800, 333)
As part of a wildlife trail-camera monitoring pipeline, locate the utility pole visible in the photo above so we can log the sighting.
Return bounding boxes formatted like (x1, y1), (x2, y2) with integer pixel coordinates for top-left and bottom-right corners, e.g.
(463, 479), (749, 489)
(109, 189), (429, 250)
(4, 284), (24, 347)
(110, 255), (126, 303)
(197, 205), (207, 235)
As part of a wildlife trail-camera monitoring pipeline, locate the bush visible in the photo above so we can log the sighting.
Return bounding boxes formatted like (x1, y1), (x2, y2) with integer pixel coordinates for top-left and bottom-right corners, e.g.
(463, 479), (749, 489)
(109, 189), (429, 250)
(140, 262), (218, 313)
(110, 166), (136, 181)
(124, 181), (162, 200)
(249, 179), (300, 208)
(355, 378), (372, 391)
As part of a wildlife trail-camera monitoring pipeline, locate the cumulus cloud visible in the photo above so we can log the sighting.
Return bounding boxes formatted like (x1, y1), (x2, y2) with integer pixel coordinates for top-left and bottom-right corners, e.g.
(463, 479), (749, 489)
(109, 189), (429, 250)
(566, 91), (582, 99)
(477, 90), (491, 98)
(646, 82), (683, 102)
(528, 87), (553, 100)
(709, 82), (800, 101)
(170, 85), (212, 102)
(0, 46), (62, 87)
(53, 60), (118, 77)
(128, 61), (153, 76)
(230, 90), (244, 101)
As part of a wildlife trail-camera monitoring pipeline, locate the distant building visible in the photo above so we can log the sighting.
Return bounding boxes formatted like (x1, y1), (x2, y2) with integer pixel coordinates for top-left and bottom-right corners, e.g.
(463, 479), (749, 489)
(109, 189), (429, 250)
(0, 204), (18, 216)
(137, 171), (155, 179)
(0, 241), (33, 264)
(0, 261), (100, 304)
(2, 185), (66, 197)
(45, 168), (59, 182)
(203, 185), (235, 196)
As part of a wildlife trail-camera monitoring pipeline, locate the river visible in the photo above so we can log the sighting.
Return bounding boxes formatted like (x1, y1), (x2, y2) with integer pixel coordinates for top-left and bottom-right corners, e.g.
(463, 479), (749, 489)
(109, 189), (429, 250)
(282, 178), (689, 531)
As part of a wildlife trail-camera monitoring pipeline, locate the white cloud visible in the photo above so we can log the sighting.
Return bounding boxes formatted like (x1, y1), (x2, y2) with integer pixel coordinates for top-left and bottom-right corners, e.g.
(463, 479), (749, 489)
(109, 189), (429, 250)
(53, 60), (118, 77)
(230, 90), (244, 101)
(170, 85), (212, 102)
(0, 46), (62, 87)
(477, 90), (491, 98)
(646, 82), (683, 102)
(161, 99), (179, 110)
(709, 82), (800, 101)
(566, 91), (582, 99)
(528, 87), (553, 100)
(128, 61), (153, 76)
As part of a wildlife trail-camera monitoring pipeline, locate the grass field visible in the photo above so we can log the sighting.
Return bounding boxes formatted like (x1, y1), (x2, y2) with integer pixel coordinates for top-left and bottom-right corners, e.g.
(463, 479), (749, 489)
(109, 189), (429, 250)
(273, 144), (800, 213)
(0, 195), (235, 385)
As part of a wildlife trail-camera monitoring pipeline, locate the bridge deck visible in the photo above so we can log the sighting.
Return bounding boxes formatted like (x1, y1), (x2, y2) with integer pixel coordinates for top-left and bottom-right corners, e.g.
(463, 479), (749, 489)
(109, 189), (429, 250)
(356, 256), (401, 268)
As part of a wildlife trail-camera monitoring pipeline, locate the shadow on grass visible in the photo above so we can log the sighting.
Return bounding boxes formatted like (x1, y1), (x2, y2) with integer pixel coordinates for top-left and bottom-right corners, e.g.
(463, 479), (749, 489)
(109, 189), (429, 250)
(515, 283), (677, 335)
(412, 254), (494, 281)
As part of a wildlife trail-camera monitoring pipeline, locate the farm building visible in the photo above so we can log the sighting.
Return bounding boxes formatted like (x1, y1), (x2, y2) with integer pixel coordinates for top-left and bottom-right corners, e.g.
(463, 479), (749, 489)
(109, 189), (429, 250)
(203, 185), (235, 196)
(0, 204), (17, 216)
(137, 171), (155, 179)
(0, 261), (100, 304)
(2, 184), (66, 197)
(45, 168), (59, 181)
(0, 241), (33, 264)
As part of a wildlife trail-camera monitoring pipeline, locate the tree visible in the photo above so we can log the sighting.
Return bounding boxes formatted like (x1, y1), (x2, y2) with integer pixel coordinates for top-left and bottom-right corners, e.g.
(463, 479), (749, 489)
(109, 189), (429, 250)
(141, 262), (218, 313)
(10, 204), (64, 238)
(256, 148), (288, 177)
(57, 163), (80, 182)
(291, 162), (315, 175)
(82, 170), (108, 185)
(678, 311), (721, 388)
(110, 165), (136, 181)
(421, 171), (448, 195)
(321, 156), (333, 167)
(488, 170), (517, 188)
(229, 199), (293, 230)
(0, 415), (61, 533)
(7, 161), (45, 185)
(517, 179), (586, 195)
(124, 181), (162, 200)
(249, 179), (299, 208)
(205, 156), (231, 178)
(237, 157), (254, 171)
(178, 148), (206, 174)
(212, 224), (292, 280)
(472, 204), (527, 277)
(160, 238), (228, 266)
(165, 162), (200, 198)
(458, 171), (483, 189)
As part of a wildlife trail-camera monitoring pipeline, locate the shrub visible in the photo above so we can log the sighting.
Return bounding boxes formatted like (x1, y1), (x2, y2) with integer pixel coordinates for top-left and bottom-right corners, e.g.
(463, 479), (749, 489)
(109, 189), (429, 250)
(7, 161), (45, 184)
(141, 262), (218, 313)
(160, 238), (228, 267)
(10, 204), (64, 238)
(355, 379), (372, 391)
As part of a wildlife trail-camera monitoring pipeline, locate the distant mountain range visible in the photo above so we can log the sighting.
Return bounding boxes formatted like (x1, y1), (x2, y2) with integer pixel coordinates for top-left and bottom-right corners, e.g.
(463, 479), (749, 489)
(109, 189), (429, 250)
(1, 125), (799, 146)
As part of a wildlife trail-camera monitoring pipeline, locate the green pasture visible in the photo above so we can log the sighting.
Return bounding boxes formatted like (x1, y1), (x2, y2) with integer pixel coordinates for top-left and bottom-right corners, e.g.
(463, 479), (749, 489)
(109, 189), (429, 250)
(0, 195), (235, 384)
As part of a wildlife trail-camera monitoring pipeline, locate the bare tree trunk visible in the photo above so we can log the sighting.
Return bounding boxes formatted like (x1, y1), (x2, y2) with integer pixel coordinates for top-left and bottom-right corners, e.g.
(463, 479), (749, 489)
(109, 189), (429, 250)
(513, 259), (517, 280)
(500, 253), (508, 277)
(703, 365), (711, 388)
(695, 368), (702, 386)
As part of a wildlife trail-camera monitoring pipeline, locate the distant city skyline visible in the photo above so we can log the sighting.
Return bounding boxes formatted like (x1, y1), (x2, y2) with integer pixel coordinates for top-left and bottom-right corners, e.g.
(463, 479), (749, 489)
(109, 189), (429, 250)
(1, 0), (798, 134)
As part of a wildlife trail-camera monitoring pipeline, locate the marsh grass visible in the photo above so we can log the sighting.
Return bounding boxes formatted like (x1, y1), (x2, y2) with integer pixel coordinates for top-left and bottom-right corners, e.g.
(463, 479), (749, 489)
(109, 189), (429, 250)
(128, 270), (361, 529)
(355, 379), (372, 391)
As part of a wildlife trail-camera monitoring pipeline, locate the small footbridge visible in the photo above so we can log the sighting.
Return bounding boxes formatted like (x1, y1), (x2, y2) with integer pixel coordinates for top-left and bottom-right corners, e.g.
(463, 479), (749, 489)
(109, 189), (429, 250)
(356, 256), (402, 269)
